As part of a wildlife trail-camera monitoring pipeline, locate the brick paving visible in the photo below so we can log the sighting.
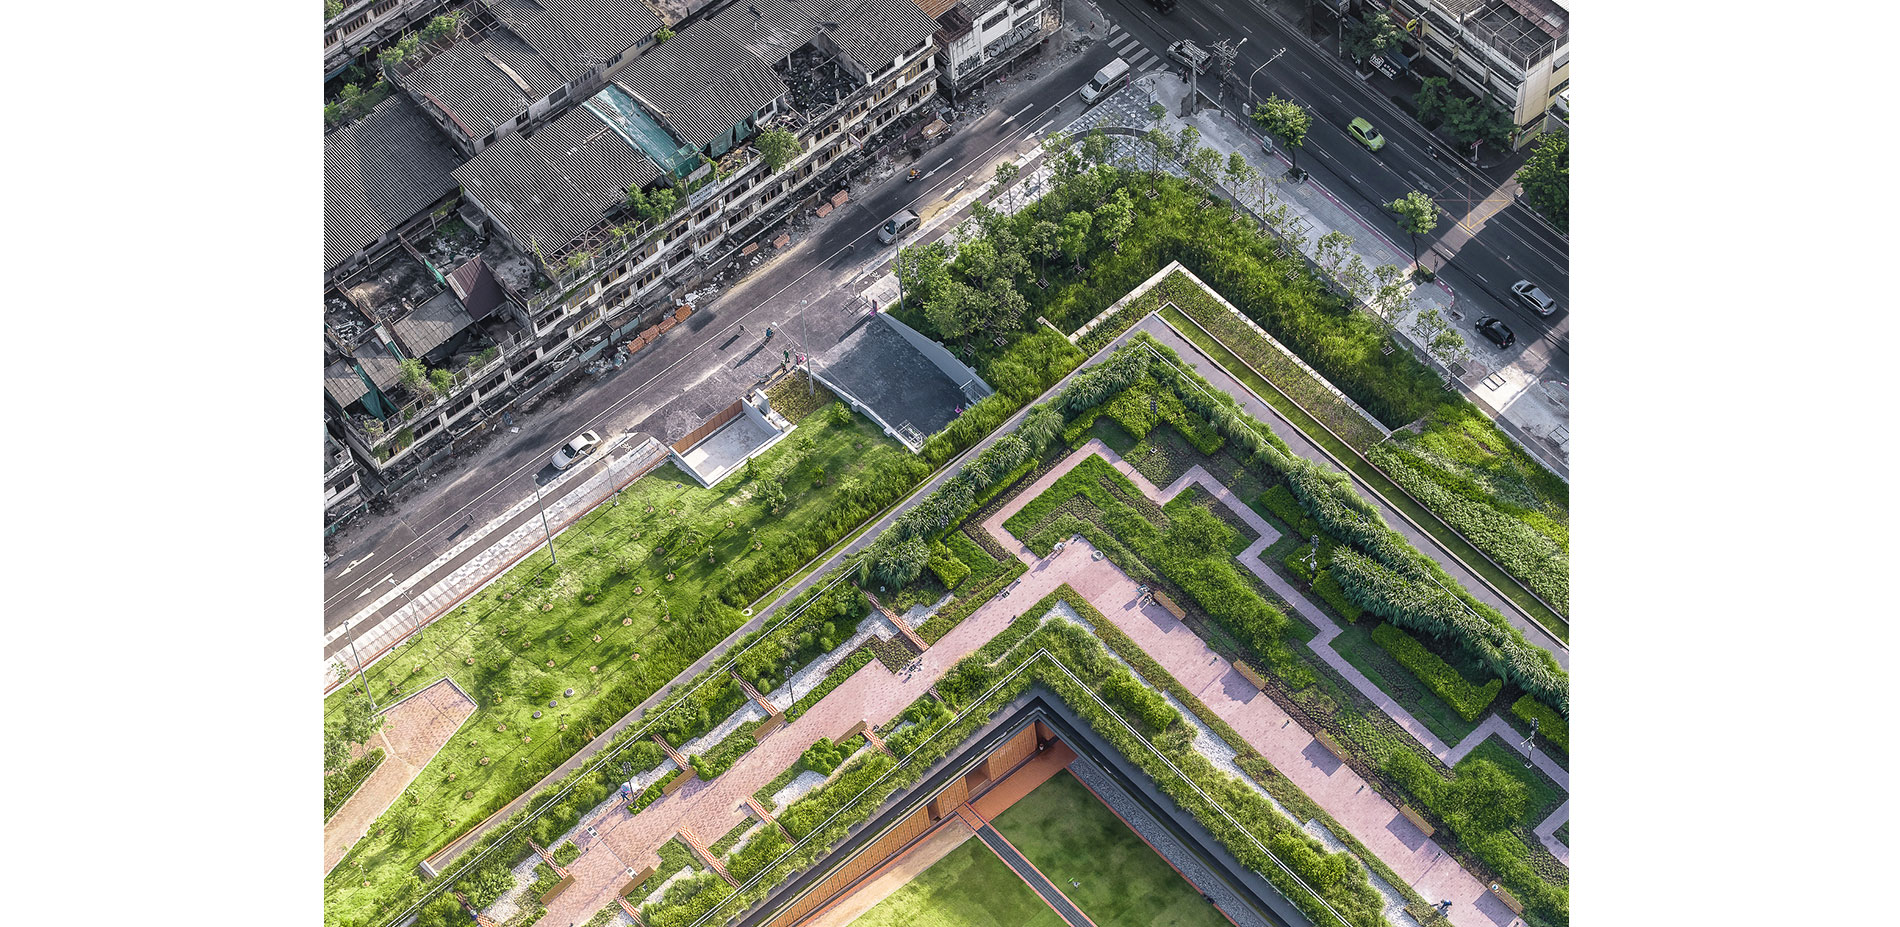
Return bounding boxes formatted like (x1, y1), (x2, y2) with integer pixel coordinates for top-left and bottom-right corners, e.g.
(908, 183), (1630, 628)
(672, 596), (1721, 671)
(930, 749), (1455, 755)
(325, 679), (477, 874)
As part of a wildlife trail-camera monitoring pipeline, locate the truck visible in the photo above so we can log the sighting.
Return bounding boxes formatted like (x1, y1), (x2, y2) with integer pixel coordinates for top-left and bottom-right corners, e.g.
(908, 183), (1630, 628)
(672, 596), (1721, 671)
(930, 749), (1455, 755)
(1168, 39), (1210, 74)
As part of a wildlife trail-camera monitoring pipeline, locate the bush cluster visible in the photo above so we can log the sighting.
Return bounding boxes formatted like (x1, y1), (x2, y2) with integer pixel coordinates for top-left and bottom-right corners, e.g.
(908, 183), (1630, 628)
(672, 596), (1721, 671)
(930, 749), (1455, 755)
(1510, 695), (1569, 755)
(926, 540), (971, 589)
(1369, 622), (1501, 722)
(324, 747), (386, 821)
(1385, 750), (1566, 923)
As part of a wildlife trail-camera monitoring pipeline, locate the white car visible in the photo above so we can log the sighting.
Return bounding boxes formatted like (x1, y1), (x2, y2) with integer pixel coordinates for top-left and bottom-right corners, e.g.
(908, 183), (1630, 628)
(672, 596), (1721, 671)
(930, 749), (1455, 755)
(1511, 279), (1558, 317)
(551, 431), (602, 469)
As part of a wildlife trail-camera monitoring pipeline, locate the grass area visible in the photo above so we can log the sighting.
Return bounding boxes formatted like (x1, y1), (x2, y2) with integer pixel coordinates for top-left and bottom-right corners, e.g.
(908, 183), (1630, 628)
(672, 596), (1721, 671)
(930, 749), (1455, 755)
(1158, 302), (1570, 642)
(844, 837), (1066, 927)
(1554, 822), (1568, 848)
(1459, 738), (1565, 823)
(1329, 622), (1483, 745)
(322, 402), (927, 927)
(989, 771), (1233, 927)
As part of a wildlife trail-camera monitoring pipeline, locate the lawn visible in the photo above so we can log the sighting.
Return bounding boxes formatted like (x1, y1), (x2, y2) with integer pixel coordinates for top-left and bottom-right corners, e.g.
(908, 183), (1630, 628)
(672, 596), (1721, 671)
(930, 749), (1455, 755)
(323, 400), (928, 927)
(988, 771), (1232, 927)
(843, 837), (1065, 927)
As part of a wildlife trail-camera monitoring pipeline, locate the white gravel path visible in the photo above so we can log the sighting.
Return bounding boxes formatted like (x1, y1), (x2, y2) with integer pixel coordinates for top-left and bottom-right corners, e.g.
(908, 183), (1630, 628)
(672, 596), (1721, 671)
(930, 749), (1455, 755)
(1302, 817), (1422, 926)
(763, 613), (899, 713)
(484, 846), (554, 921)
(769, 770), (830, 809)
(678, 701), (768, 756)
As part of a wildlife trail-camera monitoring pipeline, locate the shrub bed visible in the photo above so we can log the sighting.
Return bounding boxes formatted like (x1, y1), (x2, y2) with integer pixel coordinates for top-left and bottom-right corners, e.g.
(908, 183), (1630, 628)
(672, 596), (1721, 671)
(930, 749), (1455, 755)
(1383, 750), (1567, 925)
(325, 747), (386, 821)
(1510, 696), (1569, 755)
(1369, 623), (1501, 722)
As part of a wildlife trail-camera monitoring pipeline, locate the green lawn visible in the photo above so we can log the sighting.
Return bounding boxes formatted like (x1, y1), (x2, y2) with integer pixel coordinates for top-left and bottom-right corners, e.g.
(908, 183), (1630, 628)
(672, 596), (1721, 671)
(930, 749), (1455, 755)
(988, 772), (1232, 927)
(844, 838), (1065, 927)
(323, 401), (925, 927)
(1329, 622), (1483, 745)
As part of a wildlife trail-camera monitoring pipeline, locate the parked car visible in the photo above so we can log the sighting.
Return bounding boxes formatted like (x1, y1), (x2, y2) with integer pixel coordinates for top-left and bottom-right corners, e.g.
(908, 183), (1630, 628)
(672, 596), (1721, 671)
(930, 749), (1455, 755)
(1347, 117), (1386, 151)
(1168, 39), (1210, 74)
(1511, 279), (1558, 316)
(878, 209), (921, 244)
(1475, 317), (1515, 349)
(1144, 0), (1176, 11)
(551, 430), (602, 469)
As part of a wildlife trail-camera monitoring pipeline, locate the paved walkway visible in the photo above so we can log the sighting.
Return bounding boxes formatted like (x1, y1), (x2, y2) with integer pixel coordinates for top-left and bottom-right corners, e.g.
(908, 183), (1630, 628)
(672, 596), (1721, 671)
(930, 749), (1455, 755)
(324, 679), (476, 875)
(982, 439), (1562, 927)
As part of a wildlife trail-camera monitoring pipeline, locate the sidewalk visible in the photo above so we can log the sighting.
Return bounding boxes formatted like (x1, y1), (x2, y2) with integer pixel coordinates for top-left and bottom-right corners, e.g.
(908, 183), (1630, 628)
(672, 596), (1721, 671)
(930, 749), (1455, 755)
(1066, 75), (1569, 472)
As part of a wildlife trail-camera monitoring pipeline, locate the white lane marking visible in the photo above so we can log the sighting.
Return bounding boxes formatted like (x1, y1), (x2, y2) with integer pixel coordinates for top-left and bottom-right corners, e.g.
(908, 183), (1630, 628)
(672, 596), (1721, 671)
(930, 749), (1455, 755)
(1348, 174), (1361, 184)
(1003, 103), (1035, 125)
(1109, 33), (1133, 49)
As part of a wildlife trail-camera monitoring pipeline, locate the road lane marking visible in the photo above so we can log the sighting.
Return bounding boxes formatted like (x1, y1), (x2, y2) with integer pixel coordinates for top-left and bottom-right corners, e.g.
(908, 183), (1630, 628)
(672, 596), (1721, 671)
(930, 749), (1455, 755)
(1002, 103), (1035, 125)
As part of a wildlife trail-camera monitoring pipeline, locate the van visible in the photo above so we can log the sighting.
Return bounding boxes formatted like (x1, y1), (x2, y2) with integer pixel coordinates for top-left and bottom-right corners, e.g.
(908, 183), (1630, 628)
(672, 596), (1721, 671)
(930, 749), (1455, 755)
(1079, 57), (1131, 105)
(878, 209), (921, 244)
(1168, 39), (1210, 74)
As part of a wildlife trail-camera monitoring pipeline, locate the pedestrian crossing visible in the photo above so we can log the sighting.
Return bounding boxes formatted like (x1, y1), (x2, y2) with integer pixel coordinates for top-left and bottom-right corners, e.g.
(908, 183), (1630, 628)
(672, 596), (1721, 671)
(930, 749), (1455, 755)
(1104, 22), (1163, 72)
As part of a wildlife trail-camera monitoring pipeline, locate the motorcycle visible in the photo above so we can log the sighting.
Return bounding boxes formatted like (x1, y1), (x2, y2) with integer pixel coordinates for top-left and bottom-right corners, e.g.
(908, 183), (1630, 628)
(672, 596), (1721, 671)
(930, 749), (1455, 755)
(907, 168), (920, 183)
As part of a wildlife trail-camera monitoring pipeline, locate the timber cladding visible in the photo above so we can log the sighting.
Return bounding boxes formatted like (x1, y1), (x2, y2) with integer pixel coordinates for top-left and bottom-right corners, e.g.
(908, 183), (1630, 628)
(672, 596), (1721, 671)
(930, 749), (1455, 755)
(763, 804), (937, 927)
(670, 400), (746, 453)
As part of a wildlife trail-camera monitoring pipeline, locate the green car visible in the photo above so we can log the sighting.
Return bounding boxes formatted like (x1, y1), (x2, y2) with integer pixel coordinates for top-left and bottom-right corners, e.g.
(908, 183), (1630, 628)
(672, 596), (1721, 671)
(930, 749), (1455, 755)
(1348, 117), (1386, 151)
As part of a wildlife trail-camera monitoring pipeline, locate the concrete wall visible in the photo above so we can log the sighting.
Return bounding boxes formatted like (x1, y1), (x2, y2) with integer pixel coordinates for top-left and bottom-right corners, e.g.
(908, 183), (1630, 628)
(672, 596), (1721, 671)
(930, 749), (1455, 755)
(875, 313), (992, 403)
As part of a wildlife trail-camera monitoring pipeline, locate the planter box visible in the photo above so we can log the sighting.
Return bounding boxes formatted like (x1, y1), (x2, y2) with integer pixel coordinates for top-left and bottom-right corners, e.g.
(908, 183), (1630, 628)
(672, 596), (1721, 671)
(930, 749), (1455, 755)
(538, 874), (575, 905)
(621, 866), (657, 897)
(1233, 661), (1268, 692)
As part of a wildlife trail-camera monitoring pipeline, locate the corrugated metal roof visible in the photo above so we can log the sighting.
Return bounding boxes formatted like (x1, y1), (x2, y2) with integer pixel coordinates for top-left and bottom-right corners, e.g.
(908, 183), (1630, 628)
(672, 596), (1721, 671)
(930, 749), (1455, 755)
(324, 94), (465, 272)
(404, 31), (567, 135)
(393, 288), (477, 357)
(454, 100), (663, 256)
(706, 0), (936, 73)
(484, 0), (665, 79)
(326, 357), (370, 407)
(447, 257), (509, 320)
(613, 19), (787, 152)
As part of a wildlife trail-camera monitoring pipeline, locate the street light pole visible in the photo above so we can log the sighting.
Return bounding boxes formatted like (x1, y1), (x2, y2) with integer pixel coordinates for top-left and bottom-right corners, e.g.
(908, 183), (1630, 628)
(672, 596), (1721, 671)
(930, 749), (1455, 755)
(533, 476), (558, 566)
(1246, 47), (1288, 112)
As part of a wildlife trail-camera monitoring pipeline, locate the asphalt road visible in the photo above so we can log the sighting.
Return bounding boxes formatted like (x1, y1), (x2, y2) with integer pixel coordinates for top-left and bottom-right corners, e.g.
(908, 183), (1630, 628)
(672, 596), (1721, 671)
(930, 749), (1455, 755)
(1097, 0), (1568, 378)
(322, 42), (1119, 652)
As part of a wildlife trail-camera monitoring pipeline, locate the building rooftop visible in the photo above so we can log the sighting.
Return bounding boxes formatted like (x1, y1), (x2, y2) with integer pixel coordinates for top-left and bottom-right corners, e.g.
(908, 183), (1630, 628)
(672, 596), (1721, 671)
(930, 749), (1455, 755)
(1434, 0), (1566, 65)
(392, 288), (477, 361)
(324, 94), (465, 272)
(453, 98), (664, 258)
(402, 30), (569, 137)
(706, 0), (936, 73)
(484, 0), (666, 79)
(613, 19), (789, 152)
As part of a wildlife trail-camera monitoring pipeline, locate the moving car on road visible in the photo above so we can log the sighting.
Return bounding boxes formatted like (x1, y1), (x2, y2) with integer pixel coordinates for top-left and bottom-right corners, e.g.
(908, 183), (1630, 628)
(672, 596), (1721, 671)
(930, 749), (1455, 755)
(1511, 279), (1559, 316)
(1144, 0), (1176, 11)
(1347, 117), (1386, 151)
(551, 431), (602, 470)
(1080, 58), (1131, 105)
(1168, 40), (1210, 74)
(1476, 317), (1516, 349)
(878, 209), (921, 244)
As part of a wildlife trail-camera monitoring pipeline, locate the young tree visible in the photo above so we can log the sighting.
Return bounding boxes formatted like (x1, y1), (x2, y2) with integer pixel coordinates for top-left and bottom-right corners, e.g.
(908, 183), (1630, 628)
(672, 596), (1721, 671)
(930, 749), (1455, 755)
(337, 692), (385, 750)
(1059, 211), (1093, 271)
(1080, 129), (1114, 173)
(1185, 145), (1223, 196)
(1095, 188), (1135, 252)
(400, 357), (430, 396)
(1314, 230), (1353, 280)
(989, 160), (1020, 203)
(1367, 263), (1412, 333)
(755, 127), (801, 173)
(420, 12), (461, 48)
(1030, 219), (1060, 283)
(1252, 95), (1311, 175)
(1141, 127), (1174, 191)
(754, 477), (786, 513)
(654, 26), (675, 44)
(1414, 76), (1451, 125)
(1222, 152), (1259, 216)
(1410, 309), (1467, 370)
(429, 367), (455, 398)
(1388, 191), (1438, 265)
(625, 185), (649, 222)
(1344, 12), (1403, 68)
(1515, 129), (1567, 230)
(644, 187), (678, 223)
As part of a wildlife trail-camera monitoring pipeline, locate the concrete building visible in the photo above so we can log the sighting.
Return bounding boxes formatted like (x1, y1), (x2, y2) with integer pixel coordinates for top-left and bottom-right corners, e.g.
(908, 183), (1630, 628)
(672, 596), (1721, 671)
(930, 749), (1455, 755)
(325, 0), (461, 79)
(921, 0), (1062, 99)
(1384, 0), (1568, 148)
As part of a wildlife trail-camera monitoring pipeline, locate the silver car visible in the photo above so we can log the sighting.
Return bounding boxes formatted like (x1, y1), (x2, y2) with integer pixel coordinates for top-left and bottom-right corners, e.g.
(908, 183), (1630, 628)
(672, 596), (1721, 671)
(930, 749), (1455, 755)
(551, 430), (602, 469)
(1511, 280), (1558, 317)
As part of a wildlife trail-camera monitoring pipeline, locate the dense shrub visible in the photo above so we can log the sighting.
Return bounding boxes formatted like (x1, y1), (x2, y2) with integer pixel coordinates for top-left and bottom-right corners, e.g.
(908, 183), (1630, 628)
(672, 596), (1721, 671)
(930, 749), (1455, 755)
(1385, 750), (1566, 923)
(1370, 623), (1501, 722)
(801, 736), (851, 775)
(778, 751), (897, 839)
(926, 541), (970, 589)
(724, 824), (790, 882)
(1332, 550), (1566, 715)
(642, 870), (734, 927)
(324, 747), (385, 821)
(1258, 485), (1320, 538)
(1510, 695), (1569, 755)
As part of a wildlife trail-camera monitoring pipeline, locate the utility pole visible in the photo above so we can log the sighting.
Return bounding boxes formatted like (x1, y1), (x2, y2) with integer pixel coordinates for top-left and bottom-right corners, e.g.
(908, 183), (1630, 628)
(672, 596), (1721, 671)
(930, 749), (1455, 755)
(1212, 37), (1244, 104)
(1246, 47), (1287, 112)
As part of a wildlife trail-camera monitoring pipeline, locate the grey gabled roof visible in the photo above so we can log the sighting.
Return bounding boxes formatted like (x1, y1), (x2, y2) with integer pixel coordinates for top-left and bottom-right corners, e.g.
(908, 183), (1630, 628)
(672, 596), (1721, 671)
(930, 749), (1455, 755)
(614, 20), (787, 152)
(484, 0), (665, 78)
(705, 0), (814, 65)
(403, 30), (567, 137)
(819, 0), (937, 72)
(393, 288), (477, 357)
(454, 100), (663, 256)
(324, 94), (464, 272)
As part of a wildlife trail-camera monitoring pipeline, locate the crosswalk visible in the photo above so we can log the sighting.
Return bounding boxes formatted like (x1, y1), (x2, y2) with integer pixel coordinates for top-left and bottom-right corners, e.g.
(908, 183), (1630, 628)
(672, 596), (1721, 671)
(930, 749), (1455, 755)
(1104, 22), (1165, 73)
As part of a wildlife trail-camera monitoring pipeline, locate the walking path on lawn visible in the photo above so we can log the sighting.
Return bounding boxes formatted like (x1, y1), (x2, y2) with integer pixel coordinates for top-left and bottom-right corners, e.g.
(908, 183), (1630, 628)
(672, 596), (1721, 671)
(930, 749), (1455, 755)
(981, 438), (1559, 927)
(532, 518), (1147, 927)
(325, 679), (477, 875)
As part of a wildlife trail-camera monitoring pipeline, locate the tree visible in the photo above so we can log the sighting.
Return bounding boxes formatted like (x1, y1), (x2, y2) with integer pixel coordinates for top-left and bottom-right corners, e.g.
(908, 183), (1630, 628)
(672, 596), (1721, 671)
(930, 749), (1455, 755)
(323, 725), (352, 775)
(1515, 129), (1567, 230)
(1030, 219), (1060, 283)
(1079, 129), (1113, 173)
(430, 368), (454, 397)
(1413, 77), (1451, 125)
(1223, 152), (1259, 216)
(1442, 94), (1513, 151)
(1344, 12), (1402, 67)
(1185, 145), (1222, 195)
(326, 0), (344, 18)
(1095, 188), (1134, 252)
(755, 127), (800, 173)
(1410, 309), (1466, 370)
(400, 357), (430, 396)
(1252, 95), (1311, 175)
(1367, 263), (1412, 333)
(1141, 128), (1174, 191)
(754, 477), (786, 513)
(989, 161), (1019, 202)
(645, 187), (678, 223)
(420, 12), (461, 48)
(1388, 191), (1438, 265)
(1059, 211), (1093, 271)
(654, 26), (675, 44)
(337, 692), (385, 750)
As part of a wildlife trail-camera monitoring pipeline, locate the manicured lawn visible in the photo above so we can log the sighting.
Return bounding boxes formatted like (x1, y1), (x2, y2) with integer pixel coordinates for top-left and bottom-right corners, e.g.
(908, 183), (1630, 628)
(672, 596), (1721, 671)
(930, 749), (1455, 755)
(988, 771), (1232, 927)
(844, 838), (1065, 927)
(323, 402), (924, 927)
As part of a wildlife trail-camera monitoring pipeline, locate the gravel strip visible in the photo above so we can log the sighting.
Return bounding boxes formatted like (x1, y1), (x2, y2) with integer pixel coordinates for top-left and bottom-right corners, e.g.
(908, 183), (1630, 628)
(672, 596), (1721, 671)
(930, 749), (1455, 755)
(678, 701), (769, 756)
(769, 769), (830, 809)
(764, 613), (899, 713)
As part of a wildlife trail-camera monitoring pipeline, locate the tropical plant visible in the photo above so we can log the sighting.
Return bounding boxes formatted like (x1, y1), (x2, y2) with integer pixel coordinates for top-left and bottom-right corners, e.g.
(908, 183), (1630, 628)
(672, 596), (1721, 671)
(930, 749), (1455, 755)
(755, 127), (801, 173)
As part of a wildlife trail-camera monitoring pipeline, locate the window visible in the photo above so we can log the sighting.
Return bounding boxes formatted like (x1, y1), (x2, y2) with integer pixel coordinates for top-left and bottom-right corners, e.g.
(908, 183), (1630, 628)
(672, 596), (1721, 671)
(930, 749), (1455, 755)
(550, 86), (569, 104)
(982, 10), (1008, 31)
(1548, 77), (1569, 98)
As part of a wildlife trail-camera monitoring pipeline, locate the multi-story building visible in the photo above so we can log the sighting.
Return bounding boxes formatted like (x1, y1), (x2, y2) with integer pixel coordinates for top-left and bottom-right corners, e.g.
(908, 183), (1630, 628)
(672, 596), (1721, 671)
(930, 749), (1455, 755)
(325, 0), (461, 79)
(920, 0), (1061, 99)
(323, 0), (944, 503)
(1384, 0), (1568, 148)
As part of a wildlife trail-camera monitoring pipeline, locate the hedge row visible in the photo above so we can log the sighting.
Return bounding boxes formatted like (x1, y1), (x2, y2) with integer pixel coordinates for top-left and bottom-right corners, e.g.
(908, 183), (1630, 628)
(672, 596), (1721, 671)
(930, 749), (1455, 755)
(926, 541), (970, 589)
(1510, 696), (1569, 755)
(1384, 750), (1567, 924)
(1330, 550), (1565, 715)
(1369, 623), (1501, 722)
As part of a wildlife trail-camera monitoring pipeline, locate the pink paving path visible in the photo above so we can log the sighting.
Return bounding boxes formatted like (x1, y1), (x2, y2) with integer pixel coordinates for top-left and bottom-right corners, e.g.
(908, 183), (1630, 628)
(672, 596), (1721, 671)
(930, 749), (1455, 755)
(325, 679), (476, 874)
(982, 441), (1538, 927)
(534, 535), (1119, 926)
